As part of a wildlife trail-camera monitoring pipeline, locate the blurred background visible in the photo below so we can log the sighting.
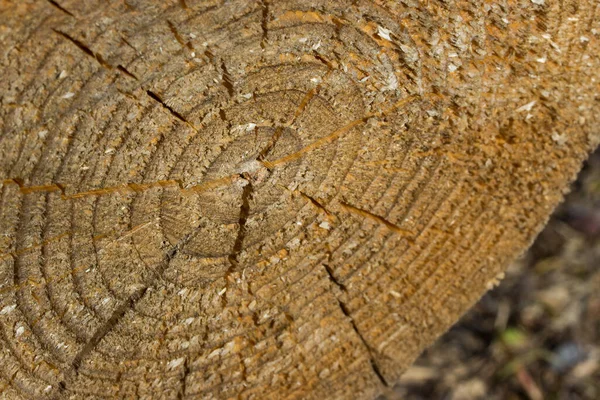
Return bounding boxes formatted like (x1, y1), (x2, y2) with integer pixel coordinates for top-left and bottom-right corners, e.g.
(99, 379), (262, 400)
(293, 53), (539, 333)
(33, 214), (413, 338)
(385, 148), (600, 400)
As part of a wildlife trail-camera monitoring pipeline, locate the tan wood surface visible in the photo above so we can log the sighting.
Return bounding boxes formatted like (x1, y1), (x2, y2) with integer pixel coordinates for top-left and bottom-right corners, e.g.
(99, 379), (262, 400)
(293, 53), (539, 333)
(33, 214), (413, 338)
(0, 0), (599, 398)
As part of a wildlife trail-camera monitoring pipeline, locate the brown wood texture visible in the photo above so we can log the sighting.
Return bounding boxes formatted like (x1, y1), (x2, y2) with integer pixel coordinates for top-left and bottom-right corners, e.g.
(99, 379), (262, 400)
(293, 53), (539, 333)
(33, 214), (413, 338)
(0, 0), (599, 399)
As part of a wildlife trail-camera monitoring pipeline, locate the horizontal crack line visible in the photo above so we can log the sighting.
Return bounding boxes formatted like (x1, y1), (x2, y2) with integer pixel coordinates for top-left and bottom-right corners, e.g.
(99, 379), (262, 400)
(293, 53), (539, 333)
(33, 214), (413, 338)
(0, 219), (158, 291)
(2, 93), (424, 204)
(1, 175), (240, 201)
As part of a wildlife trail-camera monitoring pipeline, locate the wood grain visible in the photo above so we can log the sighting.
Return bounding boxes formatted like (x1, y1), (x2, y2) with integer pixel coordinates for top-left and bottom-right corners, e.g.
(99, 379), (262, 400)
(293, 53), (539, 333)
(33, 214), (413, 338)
(0, 0), (598, 398)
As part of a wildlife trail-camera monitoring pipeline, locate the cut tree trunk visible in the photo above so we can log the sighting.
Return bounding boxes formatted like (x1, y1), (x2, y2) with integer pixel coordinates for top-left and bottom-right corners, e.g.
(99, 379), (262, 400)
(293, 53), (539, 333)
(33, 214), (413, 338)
(0, 0), (598, 399)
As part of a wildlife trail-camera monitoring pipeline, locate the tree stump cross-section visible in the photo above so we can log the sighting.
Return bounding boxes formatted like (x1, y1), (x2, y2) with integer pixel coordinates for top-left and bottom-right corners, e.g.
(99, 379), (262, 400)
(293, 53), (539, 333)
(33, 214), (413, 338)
(0, 0), (599, 399)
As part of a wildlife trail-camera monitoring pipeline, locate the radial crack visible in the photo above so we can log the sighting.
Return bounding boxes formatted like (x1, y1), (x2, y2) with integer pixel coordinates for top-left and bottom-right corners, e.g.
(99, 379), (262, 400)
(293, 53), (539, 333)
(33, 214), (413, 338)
(69, 286), (146, 371)
(297, 190), (332, 216)
(146, 90), (198, 131)
(167, 20), (194, 50)
(116, 65), (138, 80)
(312, 51), (335, 69)
(220, 60), (235, 97)
(121, 36), (141, 54)
(323, 264), (344, 289)
(340, 202), (414, 238)
(57, 282), (152, 394)
(323, 265), (390, 387)
(257, 127), (283, 162)
(228, 175), (254, 270)
(202, 48), (234, 97)
(369, 359), (389, 388)
(260, 0), (269, 49)
(45, 0), (75, 18)
(177, 358), (189, 399)
(53, 29), (109, 67)
(53, 29), (138, 81)
(58, 228), (196, 395)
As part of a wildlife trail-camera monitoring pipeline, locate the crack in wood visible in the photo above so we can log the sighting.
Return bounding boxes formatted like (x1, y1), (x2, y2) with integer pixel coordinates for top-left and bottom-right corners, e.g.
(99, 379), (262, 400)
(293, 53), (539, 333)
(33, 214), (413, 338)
(177, 358), (189, 399)
(218, 108), (233, 131)
(297, 190), (332, 216)
(56, 226), (198, 396)
(145, 90), (199, 132)
(45, 0), (75, 18)
(257, 70), (330, 167)
(322, 265), (390, 388)
(53, 29), (138, 81)
(120, 36), (141, 55)
(227, 174), (254, 271)
(369, 359), (390, 388)
(264, 94), (422, 168)
(53, 29), (108, 67)
(202, 48), (235, 97)
(116, 65), (139, 80)
(323, 264), (344, 290)
(167, 20), (194, 50)
(2, 94), (423, 204)
(260, 0), (269, 49)
(51, 30), (207, 135)
(114, 371), (123, 398)
(340, 202), (414, 239)
(220, 60), (235, 97)
(203, 48), (215, 62)
(312, 51), (335, 69)
(56, 283), (150, 395)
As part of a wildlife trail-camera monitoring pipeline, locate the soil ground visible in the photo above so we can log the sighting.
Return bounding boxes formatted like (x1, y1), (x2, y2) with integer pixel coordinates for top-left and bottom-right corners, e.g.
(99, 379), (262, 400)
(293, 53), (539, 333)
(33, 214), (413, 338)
(386, 148), (600, 400)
